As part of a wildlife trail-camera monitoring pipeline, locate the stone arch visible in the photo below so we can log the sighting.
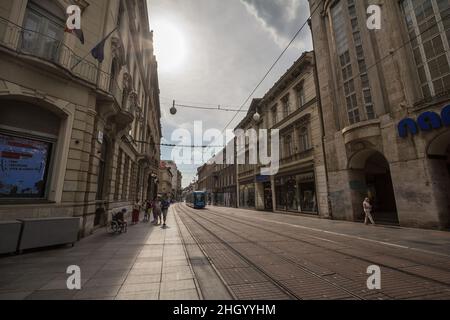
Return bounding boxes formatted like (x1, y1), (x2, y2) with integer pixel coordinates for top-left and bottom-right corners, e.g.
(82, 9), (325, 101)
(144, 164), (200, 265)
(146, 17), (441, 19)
(427, 130), (450, 158)
(348, 149), (399, 224)
(426, 130), (450, 229)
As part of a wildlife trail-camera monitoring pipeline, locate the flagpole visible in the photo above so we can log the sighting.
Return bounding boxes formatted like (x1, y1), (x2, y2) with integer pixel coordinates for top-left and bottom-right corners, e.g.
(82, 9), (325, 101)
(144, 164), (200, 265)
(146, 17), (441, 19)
(70, 26), (119, 71)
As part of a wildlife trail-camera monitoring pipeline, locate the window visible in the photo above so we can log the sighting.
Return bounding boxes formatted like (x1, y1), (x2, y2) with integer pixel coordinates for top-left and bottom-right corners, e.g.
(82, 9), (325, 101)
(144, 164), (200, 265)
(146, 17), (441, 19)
(346, 94), (360, 124)
(284, 134), (293, 158)
(282, 95), (290, 118)
(297, 85), (306, 108)
(332, 0), (376, 124)
(21, 3), (64, 63)
(271, 106), (278, 126)
(331, 1), (349, 55)
(299, 127), (311, 152)
(0, 133), (53, 199)
(401, 0), (450, 98)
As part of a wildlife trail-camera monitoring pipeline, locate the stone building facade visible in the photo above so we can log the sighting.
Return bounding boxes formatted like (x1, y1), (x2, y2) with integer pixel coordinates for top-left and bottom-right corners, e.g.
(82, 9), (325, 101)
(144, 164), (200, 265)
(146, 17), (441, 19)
(236, 99), (260, 209)
(206, 144), (237, 208)
(0, 0), (162, 237)
(176, 169), (183, 201)
(235, 52), (329, 217)
(158, 162), (173, 197)
(309, 0), (449, 229)
(197, 162), (217, 205)
(159, 160), (182, 199)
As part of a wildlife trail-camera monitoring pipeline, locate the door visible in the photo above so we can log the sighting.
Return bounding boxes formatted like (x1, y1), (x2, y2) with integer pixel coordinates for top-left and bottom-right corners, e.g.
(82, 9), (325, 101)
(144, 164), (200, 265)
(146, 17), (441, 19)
(264, 182), (273, 211)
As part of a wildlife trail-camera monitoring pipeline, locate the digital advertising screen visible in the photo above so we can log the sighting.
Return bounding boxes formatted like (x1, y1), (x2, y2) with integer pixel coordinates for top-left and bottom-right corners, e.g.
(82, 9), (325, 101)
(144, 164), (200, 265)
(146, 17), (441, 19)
(0, 133), (52, 198)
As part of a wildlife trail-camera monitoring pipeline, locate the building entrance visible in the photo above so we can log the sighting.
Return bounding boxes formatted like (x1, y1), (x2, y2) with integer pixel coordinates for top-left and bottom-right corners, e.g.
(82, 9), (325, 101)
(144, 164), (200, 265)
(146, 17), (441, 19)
(364, 153), (399, 225)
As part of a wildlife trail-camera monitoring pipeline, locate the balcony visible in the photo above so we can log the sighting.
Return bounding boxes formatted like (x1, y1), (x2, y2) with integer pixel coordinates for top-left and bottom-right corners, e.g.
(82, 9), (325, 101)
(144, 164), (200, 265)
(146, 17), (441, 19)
(280, 149), (313, 166)
(341, 119), (381, 146)
(0, 16), (112, 96)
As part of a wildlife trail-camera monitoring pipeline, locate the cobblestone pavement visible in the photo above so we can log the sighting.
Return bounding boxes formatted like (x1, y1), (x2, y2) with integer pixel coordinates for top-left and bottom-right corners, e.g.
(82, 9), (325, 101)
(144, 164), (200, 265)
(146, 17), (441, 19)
(0, 211), (202, 300)
(175, 204), (450, 300)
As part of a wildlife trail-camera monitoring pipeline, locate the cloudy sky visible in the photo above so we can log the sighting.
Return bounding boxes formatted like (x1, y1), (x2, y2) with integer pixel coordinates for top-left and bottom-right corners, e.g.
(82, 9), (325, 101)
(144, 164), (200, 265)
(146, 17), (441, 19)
(147, 0), (313, 187)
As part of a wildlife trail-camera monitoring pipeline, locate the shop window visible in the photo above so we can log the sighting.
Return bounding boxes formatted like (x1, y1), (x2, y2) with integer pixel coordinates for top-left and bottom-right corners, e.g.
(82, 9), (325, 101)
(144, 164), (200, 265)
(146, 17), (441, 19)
(0, 133), (53, 199)
(239, 184), (255, 208)
(299, 181), (317, 213)
(275, 178), (286, 210)
(286, 178), (299, 211)
(275, 173), (317, 214)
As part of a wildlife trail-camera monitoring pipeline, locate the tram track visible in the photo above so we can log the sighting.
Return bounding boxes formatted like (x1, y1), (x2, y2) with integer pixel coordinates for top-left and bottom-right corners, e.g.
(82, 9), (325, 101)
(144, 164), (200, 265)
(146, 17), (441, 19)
(177, 204), (368, 300)
(177, 204), (450, 299)
(203, 206), (450, 286)
(197, 209), (450, 296)
(176, 205), (298, 300)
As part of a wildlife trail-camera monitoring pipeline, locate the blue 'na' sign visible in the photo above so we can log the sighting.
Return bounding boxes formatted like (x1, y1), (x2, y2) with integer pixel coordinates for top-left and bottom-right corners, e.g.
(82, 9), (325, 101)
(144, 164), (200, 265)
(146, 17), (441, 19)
(398, 104), (450, 138)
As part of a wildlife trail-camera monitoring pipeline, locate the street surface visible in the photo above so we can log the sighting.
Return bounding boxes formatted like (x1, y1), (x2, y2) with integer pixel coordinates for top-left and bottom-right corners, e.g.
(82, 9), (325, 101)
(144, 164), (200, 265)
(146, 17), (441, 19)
(1, 204), (450, 300)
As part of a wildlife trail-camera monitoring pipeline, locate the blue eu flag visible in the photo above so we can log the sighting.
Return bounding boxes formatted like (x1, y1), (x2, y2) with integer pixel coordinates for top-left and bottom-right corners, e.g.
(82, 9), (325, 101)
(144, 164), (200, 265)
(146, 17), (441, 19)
(90, 27), (118, 63)
(91, 39), (106, 63)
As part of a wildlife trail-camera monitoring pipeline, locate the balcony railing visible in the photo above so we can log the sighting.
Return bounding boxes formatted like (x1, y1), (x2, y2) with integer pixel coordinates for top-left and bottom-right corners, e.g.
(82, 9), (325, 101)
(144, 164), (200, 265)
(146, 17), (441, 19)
(280, 149), (313, 166)
(0, 17), (120, 101)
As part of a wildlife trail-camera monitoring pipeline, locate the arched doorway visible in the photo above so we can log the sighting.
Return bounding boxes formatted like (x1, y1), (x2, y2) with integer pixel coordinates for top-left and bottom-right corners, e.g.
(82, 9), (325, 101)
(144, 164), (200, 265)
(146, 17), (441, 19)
(349, 150), (399, 225)
(364, 153), (399, 224)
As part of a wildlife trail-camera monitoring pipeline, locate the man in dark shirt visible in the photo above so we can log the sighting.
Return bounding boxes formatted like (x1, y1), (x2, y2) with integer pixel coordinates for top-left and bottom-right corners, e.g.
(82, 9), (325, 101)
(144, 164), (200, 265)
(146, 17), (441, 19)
(161, 194), (171, 228)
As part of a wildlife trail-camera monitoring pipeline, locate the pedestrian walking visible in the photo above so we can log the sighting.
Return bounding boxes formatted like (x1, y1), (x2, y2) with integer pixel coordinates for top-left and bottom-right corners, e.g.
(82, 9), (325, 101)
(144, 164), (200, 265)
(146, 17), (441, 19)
(161, 194), (171, 228)
(363, 197), (375, 225)
(152, 196), (162, 225)
(132, 199), (141, 224)
(143, 199), (152, 222)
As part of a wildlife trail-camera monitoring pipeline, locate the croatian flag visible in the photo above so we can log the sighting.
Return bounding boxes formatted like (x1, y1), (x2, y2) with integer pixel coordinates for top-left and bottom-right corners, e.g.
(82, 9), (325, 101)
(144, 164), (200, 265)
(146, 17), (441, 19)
(64, 26), (85, 45)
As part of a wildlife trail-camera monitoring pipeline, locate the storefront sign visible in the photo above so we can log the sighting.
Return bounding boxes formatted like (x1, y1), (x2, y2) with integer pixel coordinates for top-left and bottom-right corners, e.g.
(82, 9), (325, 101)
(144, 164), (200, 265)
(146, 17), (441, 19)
(398, 104), (450, 138)
(256, 175), (270, 183)
(0, 134), (51, 198)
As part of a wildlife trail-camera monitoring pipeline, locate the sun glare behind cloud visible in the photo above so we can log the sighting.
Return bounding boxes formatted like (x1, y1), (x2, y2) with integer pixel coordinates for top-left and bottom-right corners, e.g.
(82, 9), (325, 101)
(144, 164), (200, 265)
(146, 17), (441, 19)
(152, 19), (187, 73)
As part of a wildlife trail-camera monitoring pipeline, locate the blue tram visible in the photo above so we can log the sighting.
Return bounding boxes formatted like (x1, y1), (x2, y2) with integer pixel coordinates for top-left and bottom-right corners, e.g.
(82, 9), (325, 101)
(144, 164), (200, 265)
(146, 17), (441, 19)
(185, 191), (207, 209)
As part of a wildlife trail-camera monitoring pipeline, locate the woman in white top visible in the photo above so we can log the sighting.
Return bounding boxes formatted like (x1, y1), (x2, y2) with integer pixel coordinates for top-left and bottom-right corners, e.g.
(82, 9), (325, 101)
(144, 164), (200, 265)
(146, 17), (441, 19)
(363, 197), (375, 225)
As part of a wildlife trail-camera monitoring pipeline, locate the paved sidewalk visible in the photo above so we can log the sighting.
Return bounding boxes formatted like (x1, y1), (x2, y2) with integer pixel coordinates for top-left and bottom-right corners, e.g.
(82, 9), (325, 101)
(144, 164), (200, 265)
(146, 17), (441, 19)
(0, 209), (201, 300)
